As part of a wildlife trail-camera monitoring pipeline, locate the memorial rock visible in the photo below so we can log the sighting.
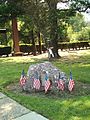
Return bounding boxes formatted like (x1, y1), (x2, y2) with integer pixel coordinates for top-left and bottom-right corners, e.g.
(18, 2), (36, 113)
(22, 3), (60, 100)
(24, 61), (68, 92)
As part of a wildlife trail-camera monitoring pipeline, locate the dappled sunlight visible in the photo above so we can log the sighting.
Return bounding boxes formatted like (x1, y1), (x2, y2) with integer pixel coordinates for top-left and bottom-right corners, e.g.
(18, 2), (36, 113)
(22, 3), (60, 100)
(79, 63), (90, 67)
(0, 50), (90, 65)
(84, 100), (90, 108)
(69, 100), (83, 107)
(69, 116), (82, 120)
(0, 54), (48, 64)
(68, 98), (90, 115)
(51, 96), (90, 119)
(0, 96), (30, 120)
(78, 50), (90, 56)
(0, 101), (15, 120)
(60, 49), (90, 56)
(59, 49), (90, 63)
(70, 100), (90, 111)
(62, 97), (90, 119)
(0, 56), (35, 63)
(58, 99), (72, 107)
(1, 103), (13, 113)
(31, 53), (48, 59)
(68, 55), (79, 60)
(5, 89), (90, 120)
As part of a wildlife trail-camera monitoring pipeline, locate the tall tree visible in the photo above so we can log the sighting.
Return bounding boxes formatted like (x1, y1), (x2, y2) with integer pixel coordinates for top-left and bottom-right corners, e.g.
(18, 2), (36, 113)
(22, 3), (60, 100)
(45, 0), (90, 57)
(33, 0), (42, 54)
(7, 0), (23, 54)
(0, 0), (23, 54)
(45, 0), (60, 57)
(12, 18), (20, 53)
(22, 0), (48, 54)
(19, 15), (37, 56)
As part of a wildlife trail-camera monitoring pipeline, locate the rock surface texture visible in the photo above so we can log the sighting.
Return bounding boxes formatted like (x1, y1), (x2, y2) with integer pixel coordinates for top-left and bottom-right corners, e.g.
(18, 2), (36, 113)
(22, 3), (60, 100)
(24, 62), (68, 91)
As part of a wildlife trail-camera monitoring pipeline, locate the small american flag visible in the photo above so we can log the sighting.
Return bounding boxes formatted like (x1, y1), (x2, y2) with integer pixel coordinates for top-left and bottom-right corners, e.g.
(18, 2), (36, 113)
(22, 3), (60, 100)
(33, 71), (40, 90)
(57, 80), (64, 91)
(57, 72), (64, 91)
(68, 71), (75, 92)
(45, 72), (51, 93)
(20, 70), (27, 86)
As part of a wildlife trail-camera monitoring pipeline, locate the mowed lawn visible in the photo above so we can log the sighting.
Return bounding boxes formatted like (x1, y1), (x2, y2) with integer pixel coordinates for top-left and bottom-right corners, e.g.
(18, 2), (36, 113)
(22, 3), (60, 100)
(0, 49), (90, 120)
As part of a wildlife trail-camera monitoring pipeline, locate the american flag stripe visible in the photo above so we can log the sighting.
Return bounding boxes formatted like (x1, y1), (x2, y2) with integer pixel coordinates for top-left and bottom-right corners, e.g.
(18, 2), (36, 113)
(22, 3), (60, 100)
(45, 80), (51, 93)
(68, 79), (75, 92)
(20, 76), (26, 86)
(57, 80), (64, 91)
(33, 78), (40, 90)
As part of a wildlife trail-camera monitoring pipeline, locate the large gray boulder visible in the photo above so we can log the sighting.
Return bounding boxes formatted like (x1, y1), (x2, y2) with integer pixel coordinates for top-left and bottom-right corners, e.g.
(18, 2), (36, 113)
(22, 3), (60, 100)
(24, 61), (68, 92)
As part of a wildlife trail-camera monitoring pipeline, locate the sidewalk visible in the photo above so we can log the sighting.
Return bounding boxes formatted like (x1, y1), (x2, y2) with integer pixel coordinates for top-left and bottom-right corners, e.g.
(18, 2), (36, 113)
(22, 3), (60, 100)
(0, 92), (49, 120)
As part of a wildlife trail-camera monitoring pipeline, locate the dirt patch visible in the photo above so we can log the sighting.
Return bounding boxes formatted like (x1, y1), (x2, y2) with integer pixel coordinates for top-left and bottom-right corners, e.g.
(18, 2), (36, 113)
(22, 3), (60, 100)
(6, 81), (90, 99)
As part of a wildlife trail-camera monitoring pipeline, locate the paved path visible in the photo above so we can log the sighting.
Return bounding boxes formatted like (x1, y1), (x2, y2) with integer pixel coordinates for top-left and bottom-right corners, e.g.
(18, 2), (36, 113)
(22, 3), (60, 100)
(0, 92), (49, 120)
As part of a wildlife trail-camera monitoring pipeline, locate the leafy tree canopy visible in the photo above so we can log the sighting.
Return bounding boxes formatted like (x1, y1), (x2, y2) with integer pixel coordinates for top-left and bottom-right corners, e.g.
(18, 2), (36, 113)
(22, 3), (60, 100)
(0, 0), (24, 23)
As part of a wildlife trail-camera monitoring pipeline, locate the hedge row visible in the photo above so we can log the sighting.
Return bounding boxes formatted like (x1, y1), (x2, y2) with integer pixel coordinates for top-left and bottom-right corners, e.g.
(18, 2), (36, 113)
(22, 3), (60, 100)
(0, 45), (47, 56)
(20, 45), (33, 54)
(20, 42), (90, 54)
(0, 46), (11, 56)
(20, 45), (47, 54)
(58, 42), (90, 50)
(0, 42), (89, 56)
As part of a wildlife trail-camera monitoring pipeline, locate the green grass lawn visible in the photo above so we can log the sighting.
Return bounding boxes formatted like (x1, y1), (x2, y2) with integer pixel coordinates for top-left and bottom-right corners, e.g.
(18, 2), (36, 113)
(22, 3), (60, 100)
(0, 50), (90, 120)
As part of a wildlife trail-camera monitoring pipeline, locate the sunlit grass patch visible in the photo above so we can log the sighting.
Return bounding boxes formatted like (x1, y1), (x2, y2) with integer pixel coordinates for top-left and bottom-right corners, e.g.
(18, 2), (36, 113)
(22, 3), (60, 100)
(0, 56), (34, 63)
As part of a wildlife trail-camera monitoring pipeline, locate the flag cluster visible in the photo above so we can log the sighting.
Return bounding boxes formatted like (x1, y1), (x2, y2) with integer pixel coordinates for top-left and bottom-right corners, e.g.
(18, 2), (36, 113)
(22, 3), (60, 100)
(20, 70), (75, 93)
(57, 71), (75, 92)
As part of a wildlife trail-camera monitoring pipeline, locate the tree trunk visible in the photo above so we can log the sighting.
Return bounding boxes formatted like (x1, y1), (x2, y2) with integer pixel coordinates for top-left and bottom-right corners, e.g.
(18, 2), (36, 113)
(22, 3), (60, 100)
(37, 31), (42, 54)
(31, 29), (36, 56)
(12, 18), (20, 53)
(48, 0), (60, 58)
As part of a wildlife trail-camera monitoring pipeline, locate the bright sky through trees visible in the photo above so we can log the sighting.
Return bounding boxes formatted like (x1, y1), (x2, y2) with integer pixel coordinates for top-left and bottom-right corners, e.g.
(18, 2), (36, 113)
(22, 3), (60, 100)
(82, 12), (90, 22)
(57, 2), (90, 22)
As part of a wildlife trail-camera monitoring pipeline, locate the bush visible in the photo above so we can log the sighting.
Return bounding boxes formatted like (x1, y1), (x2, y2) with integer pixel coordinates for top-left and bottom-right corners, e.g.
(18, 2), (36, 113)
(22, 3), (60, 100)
(20, 45), (33, 54)
(0, 46), (11, 56)
(58, 42), (90, 50)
